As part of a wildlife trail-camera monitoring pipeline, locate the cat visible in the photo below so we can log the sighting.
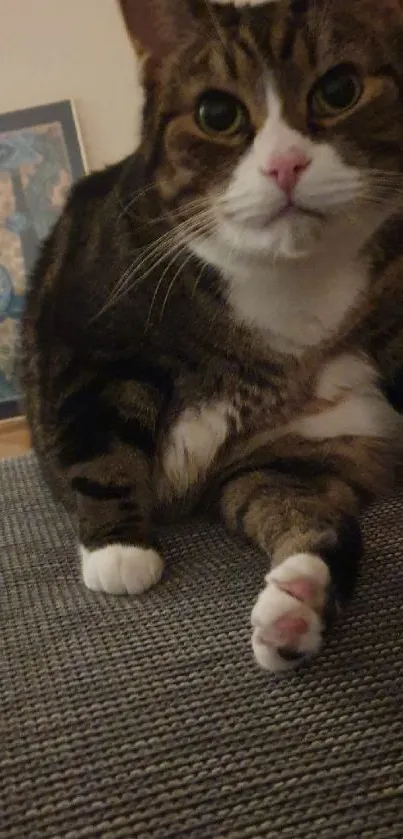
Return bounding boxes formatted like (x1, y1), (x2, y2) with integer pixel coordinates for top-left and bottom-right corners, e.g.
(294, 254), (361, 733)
(21, 0), (403, 674)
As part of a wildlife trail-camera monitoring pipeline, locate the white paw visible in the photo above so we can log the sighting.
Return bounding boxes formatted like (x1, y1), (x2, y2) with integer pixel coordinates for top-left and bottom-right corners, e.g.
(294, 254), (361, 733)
(251, 553), (331, 673)
(81, 544), (164, 595)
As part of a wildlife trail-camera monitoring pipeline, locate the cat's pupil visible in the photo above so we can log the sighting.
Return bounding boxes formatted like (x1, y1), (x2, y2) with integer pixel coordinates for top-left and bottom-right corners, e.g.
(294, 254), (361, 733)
(323, 76), (357, 109)
(316, 66), (361, 111)
(197, 91), (243, 134)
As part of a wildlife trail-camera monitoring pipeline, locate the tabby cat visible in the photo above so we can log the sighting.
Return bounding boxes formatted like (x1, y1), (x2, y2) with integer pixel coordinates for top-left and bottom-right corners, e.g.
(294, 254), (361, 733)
(21, 0), (403, 673)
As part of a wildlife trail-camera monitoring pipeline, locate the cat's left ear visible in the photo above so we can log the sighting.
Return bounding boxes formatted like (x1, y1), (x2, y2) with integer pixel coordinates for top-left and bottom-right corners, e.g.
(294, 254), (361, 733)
(117, 0), (251, 60)
(118, 0), (218, 59)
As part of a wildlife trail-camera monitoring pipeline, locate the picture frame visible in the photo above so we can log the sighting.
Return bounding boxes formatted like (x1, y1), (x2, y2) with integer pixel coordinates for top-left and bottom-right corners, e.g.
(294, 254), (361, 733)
(0, 99), (87, 420)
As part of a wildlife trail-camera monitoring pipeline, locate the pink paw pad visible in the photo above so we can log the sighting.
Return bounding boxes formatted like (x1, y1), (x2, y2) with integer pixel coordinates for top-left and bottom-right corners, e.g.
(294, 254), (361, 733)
(251, 554), (330, 672)
(276, 577), (319, 605)
(274, 614), (309, 644)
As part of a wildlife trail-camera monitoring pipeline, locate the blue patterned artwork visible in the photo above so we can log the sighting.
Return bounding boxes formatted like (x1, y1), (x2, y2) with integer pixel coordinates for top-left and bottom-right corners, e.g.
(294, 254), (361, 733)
(0, 100), (86, 418)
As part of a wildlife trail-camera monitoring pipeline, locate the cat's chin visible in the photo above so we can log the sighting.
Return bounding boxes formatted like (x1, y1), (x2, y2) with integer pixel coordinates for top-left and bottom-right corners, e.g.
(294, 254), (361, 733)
(242, 211), (324, 260)
(197, 211), (325, 268)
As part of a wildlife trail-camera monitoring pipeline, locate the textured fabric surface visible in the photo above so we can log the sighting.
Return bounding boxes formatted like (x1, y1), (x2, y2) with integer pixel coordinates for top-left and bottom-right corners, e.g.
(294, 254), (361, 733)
(2, 453), (403, 839)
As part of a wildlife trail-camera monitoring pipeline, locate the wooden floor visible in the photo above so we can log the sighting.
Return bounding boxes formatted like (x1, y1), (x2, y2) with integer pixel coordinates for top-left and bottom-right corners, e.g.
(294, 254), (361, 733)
(0, 417), (31, 459)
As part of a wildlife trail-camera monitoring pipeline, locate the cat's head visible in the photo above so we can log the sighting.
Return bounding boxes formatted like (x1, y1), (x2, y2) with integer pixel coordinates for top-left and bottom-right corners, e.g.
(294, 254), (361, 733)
(121, 0), (403, 271)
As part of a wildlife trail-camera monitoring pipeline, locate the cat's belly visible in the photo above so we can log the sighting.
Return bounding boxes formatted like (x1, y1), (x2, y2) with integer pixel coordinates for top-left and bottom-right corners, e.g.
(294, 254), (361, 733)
(154, 352), (401, 507)
(156, 400), (241, 504)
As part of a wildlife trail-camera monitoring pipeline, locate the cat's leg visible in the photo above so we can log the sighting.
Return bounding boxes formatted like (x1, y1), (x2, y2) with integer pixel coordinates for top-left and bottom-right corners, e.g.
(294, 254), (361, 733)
(70, 445), (163, 595)
(219, 435), (394, 672)
(46, 361), (169, 595)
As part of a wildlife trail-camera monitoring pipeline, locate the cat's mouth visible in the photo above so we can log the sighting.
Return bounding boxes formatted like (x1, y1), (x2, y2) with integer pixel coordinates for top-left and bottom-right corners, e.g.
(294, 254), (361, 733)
(253, 203), (325, 229)
(222, 202), (325, 232)
(278, 203), (324, 222)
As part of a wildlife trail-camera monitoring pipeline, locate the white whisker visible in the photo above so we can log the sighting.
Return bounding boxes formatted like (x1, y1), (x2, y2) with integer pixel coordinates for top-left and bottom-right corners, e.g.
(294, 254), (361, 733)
(191, 262), (210, 298)
(143, 197), (211, 228)
(159, 249), (198, 322)
(145, 246), (188, 330)
(118, 183), (156, 220)
(113, 211), (212, 296)
(96, 212), (214, 319)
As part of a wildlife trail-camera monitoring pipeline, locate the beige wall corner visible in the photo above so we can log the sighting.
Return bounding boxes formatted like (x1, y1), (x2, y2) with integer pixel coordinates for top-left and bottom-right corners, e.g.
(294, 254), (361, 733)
(0, 0), (143, 170)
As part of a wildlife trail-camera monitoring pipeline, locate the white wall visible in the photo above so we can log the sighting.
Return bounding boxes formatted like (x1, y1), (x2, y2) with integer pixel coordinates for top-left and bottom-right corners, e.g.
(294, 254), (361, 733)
(0, 0), (143, 170)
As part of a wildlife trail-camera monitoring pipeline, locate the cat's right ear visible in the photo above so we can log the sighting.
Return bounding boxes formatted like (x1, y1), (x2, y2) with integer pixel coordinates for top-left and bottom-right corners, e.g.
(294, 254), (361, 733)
(118, 0), (197, 59)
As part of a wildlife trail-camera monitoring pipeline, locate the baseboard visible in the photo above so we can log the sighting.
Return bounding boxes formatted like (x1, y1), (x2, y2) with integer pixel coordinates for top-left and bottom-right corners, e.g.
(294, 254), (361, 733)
(0, 416), (32, 459)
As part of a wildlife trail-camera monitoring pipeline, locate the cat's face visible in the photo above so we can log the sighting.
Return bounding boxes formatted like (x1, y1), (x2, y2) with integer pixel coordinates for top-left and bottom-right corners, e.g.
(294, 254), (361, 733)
(134, 0), (403, 269)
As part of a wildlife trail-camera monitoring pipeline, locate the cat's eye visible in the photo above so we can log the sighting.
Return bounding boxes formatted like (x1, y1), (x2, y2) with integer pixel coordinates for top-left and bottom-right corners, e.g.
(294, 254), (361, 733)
(196, 90), (248, 137)
(310, 64), (363, 119)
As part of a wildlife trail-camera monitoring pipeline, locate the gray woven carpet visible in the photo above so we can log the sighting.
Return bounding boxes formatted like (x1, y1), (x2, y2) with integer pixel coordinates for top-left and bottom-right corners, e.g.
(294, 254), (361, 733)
(2, 454), (403, 839)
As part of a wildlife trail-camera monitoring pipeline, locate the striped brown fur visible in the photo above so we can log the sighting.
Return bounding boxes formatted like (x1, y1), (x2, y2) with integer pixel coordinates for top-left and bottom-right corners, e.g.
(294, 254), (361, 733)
(21, 0), (403, 672)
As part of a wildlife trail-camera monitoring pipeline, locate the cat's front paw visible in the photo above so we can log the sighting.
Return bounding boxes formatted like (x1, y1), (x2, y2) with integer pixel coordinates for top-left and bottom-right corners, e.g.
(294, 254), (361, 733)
(251, 553), (331, 673)
(81, 544), (164, 595)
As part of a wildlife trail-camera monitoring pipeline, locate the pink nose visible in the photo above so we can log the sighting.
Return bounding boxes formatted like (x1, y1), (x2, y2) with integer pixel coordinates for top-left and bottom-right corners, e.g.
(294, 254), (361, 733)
(264, 149), (310, 195)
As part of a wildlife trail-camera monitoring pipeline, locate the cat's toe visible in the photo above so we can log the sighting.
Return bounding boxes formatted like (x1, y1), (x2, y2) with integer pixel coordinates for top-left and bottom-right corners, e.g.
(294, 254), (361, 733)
(251, 553), (331, 673)
(81, 544), (164, 595)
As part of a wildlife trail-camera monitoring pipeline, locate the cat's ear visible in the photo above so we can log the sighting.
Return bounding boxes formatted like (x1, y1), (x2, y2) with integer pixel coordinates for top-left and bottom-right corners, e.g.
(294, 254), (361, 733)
(118, 0), (204, 59)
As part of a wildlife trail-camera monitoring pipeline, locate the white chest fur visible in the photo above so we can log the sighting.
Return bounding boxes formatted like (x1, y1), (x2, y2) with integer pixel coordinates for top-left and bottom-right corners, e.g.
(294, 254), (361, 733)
(227, 256), (368, 356)
(158, 401), (240, 501)
(194, 236), (369, 357)
(285, 353), (401, 441)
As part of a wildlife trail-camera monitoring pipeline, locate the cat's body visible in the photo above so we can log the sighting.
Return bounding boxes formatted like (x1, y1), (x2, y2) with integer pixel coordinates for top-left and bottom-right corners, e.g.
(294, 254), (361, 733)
(21, 0), (403, 672)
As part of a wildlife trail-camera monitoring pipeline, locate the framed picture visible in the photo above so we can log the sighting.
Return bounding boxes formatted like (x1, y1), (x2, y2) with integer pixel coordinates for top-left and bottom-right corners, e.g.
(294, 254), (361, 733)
(0, 99), (87, 420)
